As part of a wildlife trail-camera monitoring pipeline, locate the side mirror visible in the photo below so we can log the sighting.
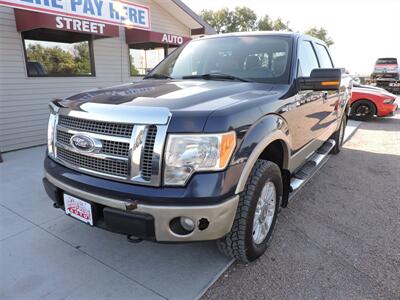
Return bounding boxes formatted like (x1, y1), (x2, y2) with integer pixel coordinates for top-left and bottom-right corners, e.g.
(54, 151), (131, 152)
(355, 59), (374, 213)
(297, 68), (342, 91)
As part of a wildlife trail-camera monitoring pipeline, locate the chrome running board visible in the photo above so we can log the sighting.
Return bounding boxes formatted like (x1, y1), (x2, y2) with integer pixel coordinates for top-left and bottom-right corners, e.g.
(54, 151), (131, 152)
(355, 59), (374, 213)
(289, 139), (336, 200)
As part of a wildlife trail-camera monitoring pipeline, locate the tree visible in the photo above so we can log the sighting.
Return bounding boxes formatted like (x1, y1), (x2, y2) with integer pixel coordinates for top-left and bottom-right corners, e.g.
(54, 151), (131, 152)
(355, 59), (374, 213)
(73, 42), (91, 74)
(272, 18), (291, 31)
(201, 7), (257, 33)
(304, 27), (334, 46)
(201, 8), (234, 33)
(232, 7), (257, 32)
(130, 54), (140, 75)
(257, 15), (273, 31)
(26, 44), (76, 74)
(26, 42), (92, 75)
(201, 8), (292, 33)
(257, 15), (292, 31)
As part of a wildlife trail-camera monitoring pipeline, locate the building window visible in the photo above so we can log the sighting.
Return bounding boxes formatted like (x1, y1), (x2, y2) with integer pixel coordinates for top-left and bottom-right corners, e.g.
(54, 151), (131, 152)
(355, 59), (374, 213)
(129, 47), (166, 76)
(22, 31), (95, 77)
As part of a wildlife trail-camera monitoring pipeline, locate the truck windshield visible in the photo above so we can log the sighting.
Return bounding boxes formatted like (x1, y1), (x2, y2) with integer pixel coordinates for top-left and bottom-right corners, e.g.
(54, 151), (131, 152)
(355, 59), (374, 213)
(146, 36), (293, 84)
(376, 58), (398, 65)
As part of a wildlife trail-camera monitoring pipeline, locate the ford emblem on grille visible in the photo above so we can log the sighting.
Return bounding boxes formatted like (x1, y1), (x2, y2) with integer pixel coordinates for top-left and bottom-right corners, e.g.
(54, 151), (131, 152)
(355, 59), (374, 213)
(70, 134), (100, 153)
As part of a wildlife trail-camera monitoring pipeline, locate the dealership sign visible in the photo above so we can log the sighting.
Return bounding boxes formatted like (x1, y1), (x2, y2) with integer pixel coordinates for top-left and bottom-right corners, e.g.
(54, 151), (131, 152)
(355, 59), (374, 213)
(56, 16), (106, 34)
(0, 0), (151, 29)
(125, 28), (191, 46)
(161, 34), (184, 45)
(14, 9), (120, 36)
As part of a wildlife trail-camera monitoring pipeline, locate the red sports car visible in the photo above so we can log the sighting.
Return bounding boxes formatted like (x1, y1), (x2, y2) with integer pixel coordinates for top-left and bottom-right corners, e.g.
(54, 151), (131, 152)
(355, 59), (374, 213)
(350, 87), (398, 120)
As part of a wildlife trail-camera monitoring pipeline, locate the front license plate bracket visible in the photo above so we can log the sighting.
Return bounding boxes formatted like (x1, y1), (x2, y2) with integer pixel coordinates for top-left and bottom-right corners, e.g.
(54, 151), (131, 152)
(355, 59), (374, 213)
(63, 193), (94, 226)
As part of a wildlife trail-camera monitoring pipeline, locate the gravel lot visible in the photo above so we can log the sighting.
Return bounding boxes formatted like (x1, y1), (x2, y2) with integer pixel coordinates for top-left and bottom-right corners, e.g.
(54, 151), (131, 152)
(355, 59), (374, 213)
(203, 112), (400, 299)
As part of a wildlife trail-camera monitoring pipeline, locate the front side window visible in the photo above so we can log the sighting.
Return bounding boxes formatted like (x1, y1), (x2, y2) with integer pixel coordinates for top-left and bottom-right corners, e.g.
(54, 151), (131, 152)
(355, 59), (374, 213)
(23, 37), (94, 77)
(298, 41), (319, 77)
(315, 44), (333, 68)
(147, 36), (293, 84)
(130, 48), (165, 76)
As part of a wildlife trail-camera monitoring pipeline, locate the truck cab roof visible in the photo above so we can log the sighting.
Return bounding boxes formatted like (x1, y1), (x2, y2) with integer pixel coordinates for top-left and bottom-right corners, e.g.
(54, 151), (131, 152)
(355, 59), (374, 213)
(197, 31), (329, 47)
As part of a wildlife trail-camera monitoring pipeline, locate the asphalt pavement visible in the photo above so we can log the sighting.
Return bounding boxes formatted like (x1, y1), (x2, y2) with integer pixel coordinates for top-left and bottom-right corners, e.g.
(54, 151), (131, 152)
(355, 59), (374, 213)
(202, 112), (400, 299)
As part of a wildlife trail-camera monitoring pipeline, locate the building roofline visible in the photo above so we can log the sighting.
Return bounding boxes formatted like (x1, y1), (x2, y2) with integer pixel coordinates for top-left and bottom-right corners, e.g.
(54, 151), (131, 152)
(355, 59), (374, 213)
(170, 0), (216, 35)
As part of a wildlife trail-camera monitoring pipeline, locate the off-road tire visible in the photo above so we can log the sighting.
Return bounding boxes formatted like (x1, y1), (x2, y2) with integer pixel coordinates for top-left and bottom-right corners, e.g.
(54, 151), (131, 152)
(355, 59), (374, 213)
(331, 115), (347, 154)
(217, 160), (282, 262)
(350, 100), (376, 121)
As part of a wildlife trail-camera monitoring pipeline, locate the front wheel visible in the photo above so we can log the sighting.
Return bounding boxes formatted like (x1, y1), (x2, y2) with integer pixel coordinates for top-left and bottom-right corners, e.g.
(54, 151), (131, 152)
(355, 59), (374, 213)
(331, 115), (347, 154)
(217, 160), (282, 262)
(350, 100), (376, 121)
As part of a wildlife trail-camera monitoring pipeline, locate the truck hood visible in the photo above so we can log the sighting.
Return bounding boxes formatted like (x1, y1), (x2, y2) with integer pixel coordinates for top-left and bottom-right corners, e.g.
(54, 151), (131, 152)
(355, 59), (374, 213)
(58, 79), (285, 132)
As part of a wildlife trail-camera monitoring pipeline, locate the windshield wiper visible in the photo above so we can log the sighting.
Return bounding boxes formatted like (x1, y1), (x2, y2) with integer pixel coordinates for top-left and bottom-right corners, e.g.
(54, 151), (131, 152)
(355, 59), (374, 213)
(144, 73), (173, 80)
(182, 73), (251, 82)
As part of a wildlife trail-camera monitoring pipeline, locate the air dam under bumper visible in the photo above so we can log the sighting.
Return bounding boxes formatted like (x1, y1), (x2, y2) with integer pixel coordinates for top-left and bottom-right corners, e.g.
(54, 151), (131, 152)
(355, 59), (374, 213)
(44, 172), (239, 242)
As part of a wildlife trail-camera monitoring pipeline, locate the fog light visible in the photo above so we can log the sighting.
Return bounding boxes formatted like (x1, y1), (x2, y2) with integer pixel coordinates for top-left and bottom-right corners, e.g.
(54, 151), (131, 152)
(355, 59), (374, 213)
(180, 217), (195, 232)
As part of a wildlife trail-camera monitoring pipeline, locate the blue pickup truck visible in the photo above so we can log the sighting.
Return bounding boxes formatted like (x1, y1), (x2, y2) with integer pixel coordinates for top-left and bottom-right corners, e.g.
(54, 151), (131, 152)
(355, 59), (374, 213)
(43, 32), (352, 262)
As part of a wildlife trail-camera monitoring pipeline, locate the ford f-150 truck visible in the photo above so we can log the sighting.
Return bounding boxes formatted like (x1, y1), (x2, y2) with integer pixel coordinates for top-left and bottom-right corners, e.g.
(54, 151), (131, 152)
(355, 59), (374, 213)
(43, 32), (352, 262)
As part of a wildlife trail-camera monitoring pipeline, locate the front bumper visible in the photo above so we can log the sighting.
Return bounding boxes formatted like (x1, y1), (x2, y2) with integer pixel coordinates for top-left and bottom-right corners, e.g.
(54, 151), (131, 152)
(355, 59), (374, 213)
(378, 103), (398, 117)
(44, 172), (239, 242)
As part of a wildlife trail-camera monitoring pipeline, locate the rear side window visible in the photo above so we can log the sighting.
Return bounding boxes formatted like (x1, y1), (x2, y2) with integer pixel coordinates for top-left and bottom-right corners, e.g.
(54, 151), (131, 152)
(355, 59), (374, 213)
(315, 44), (333, 68)
(298, 41), (319, 77)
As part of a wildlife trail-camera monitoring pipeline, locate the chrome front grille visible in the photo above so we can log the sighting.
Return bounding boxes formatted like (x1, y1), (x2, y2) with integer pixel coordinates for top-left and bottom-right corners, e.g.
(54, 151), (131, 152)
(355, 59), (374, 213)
(57, 148), (128, 177)
(53, 112), (169, 186)
(57, 130), (72, 144)
(141, 125), (157, 181)
(102, 140), (130, 157)
(56, 130), (129, 157)
(58, 115), (134, 137)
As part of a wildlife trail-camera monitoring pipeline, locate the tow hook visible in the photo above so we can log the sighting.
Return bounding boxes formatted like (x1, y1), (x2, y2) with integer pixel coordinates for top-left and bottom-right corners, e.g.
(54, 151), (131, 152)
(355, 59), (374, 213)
(127, 235), (143, 243)
(125, 200), (138, 211)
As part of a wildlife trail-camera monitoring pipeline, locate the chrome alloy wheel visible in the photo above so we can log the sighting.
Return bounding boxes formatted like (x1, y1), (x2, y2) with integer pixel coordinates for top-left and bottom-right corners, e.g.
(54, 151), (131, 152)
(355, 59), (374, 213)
(355, 105), (371, 117)
(252, 181), (276, 244)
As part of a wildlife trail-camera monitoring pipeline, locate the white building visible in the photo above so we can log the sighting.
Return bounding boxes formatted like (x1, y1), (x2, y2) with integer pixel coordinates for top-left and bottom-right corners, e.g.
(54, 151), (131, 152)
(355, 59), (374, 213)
(0, 0), (214, 152)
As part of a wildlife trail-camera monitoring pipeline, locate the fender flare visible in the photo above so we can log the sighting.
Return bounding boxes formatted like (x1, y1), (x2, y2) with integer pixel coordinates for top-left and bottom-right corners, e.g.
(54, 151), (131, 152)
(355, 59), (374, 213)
(234, 115), (291, 194)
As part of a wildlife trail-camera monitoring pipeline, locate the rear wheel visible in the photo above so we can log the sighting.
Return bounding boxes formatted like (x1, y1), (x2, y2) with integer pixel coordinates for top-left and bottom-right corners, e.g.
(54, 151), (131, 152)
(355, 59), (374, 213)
(217, 160), (282, 262)
(350, 100), (376, 121)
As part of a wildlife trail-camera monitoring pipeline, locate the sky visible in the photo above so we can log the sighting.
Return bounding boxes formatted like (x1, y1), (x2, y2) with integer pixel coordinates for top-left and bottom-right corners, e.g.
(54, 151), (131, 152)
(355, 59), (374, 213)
(182, 0), (400, 76)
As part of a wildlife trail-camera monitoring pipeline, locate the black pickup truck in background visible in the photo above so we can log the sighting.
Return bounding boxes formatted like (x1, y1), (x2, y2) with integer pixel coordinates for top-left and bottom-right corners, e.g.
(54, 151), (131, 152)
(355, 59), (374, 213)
(43, 32), (352, 262)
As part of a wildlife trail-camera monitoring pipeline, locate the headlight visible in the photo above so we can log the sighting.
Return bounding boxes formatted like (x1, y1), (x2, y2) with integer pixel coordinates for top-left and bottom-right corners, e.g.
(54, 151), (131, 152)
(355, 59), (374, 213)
(164, 132), (236, 186)
(47, 104), (58, 158)
(383, 98), (395, 104)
